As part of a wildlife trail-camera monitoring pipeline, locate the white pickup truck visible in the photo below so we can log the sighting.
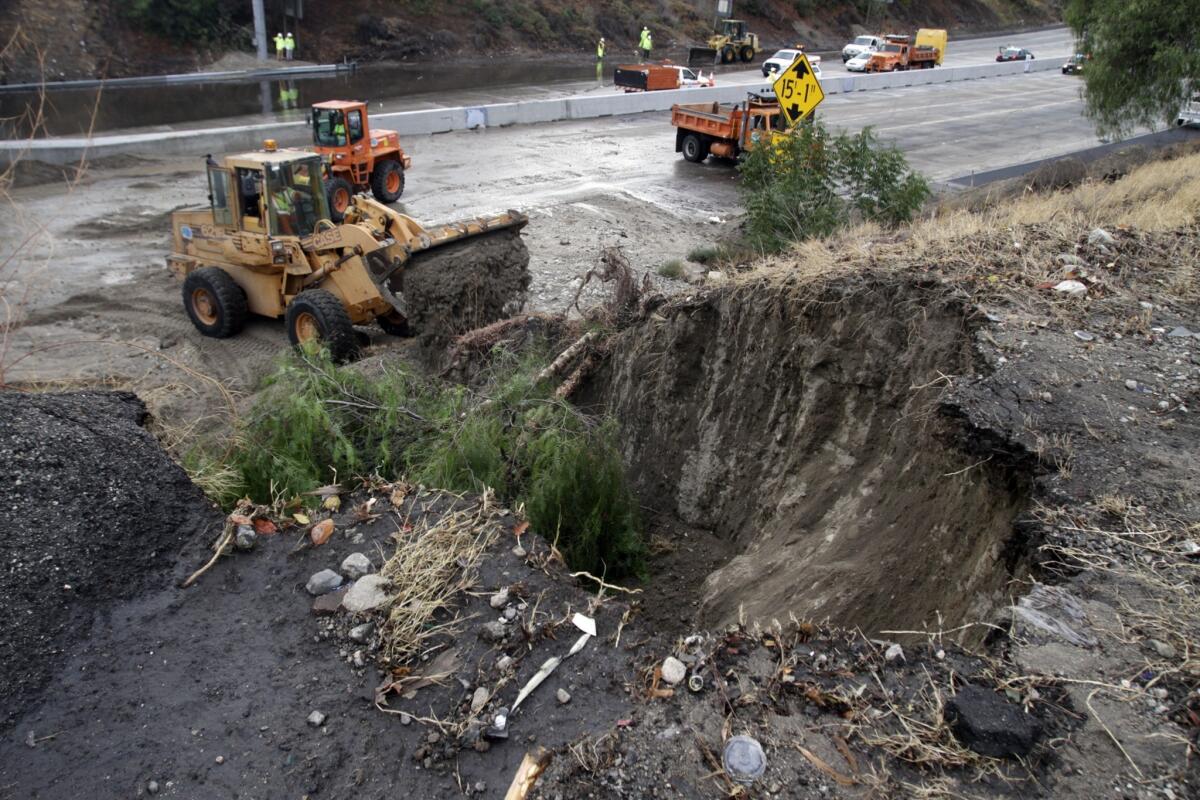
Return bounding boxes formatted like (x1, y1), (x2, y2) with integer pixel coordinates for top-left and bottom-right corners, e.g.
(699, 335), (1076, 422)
(842, 34), (883, 62)
(1177, 93), (1200, 128)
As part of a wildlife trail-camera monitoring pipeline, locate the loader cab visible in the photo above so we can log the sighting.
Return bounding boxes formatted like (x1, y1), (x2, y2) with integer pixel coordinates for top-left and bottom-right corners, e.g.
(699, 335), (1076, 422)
(312, 101), (368, 154)
(721, 19), (748, 39)
(207, 152), (330, 239)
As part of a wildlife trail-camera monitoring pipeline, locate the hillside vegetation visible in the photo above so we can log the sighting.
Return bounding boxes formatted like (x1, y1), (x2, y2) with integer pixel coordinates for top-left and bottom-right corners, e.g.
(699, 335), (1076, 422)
(2, 0), (1061, 81)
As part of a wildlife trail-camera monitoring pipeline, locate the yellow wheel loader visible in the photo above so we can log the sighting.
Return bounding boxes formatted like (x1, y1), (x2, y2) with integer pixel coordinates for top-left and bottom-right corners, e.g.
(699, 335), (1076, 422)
(688, 19), (760, 66)
(168, 144), (529, 361)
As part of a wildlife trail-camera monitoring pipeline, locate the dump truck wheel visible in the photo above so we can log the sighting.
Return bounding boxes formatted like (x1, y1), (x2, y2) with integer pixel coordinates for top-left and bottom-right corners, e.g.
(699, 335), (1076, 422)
(370, 160), (405, 203)
(182, 267), (247, 339)
(681, 134), (709, 163)
(739, 45), (754, 63)
(326, 177), (354, 223)
(286, 289), (359, 362)
(721, 46), (736, 64)
(377, 311), (411, 337)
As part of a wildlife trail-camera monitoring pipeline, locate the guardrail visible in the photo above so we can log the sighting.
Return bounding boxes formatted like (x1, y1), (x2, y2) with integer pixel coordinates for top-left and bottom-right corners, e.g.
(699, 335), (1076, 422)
(0, 57), (1065, 165)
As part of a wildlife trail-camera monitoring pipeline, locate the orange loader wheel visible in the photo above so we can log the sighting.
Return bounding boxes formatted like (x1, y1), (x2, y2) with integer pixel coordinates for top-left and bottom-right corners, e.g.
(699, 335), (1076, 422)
(325, 176), (354, 223)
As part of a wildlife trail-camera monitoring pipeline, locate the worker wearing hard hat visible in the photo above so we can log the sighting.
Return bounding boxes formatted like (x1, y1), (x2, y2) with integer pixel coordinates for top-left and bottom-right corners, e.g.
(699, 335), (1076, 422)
(639, 27), (652, 60)
(596, 37), (606, 60)
(273, 32), (285, 61)
(284, 31), (295, 61)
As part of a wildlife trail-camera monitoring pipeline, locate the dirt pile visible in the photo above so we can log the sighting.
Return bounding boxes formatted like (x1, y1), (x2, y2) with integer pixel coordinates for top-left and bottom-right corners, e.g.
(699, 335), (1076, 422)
(0, 390), (222, 729)
(596, 277), (1034, 637)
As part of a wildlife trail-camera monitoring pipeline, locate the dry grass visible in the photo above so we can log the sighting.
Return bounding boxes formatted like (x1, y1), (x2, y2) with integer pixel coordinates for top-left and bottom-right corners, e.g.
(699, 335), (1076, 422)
(378, 490), (505, 664)
(730, 151), (1200, 310)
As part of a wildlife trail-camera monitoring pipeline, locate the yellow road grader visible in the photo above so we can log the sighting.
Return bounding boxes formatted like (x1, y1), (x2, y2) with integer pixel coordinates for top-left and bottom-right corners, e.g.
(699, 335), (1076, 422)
(168, 144), (529, 361)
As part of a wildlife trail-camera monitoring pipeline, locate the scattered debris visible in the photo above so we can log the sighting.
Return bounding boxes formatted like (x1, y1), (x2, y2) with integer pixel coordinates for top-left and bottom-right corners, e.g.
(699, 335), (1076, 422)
(555, 688), (571, 705)
(1053, 279), (1088, 296)
(945, 685), (1040, 758)
(884, 643), (905, 663)
(660, 656), (687, 685)
(723, 735), (767, 785)
(310, 519), (335, 547)
(234, 525), (257, 551)
(1087, 227), (1115, 246)
(471, 686), (490, 714)
(305, 569), (343, 596)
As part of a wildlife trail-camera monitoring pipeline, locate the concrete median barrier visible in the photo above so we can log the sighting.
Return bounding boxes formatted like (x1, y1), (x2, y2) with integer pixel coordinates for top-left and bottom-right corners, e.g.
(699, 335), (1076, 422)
(0, 56), (1070, 166)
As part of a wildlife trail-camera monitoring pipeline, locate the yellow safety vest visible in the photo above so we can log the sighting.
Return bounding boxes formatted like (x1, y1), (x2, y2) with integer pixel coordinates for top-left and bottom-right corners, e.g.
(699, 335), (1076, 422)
(284, 34), (295, 50)
(333, 122), (345, 142)
(272, 190), (293, 214)
(597, 41), (605, 58)
(274, 35), (284, 52)
(640, 31), (651, 50)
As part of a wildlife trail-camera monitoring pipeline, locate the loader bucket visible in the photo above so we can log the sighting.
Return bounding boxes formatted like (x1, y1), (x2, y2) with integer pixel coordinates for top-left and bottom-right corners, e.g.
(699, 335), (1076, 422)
(388, 211), (531, 343)
(688, 47), (719, 67)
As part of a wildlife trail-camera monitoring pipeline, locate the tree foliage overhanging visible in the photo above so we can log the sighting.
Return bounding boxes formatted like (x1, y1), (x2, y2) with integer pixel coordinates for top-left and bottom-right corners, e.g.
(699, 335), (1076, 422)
(1065, 0), (1199, 135)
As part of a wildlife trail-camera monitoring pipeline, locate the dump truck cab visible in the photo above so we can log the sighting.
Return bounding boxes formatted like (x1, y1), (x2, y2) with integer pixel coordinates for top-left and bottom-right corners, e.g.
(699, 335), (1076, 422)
(310, 100), (411, 219)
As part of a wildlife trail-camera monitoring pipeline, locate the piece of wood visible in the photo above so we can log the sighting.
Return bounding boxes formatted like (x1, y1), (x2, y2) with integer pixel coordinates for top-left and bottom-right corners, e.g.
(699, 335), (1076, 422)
(504, 747), (553, 800)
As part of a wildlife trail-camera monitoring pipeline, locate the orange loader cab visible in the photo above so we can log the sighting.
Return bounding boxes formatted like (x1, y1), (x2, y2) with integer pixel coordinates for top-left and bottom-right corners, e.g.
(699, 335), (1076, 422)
(311, 100), (412, 221)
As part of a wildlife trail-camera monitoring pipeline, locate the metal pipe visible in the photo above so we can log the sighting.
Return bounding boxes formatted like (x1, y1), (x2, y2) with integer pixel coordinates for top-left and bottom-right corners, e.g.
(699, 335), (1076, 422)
(251, 0), (268, 61)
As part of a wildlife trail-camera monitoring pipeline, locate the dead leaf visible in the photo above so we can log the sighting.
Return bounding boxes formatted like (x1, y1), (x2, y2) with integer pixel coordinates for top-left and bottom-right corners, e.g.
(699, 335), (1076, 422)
(229, 514), (252, 526)
(310, 519), (335, 546)
(389, 486), (408, 507)
(252, 517), (277, 535)
(305, 484), (342, 498)
(293, 512), (311, 525)
(513, 520), (530, 537)
(323, 495), (342, 512)
(795, 744), (856, 786)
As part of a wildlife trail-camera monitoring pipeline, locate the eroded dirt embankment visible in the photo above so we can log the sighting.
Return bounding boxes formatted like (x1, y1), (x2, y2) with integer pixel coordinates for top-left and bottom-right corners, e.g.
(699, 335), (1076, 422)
(596, 277), (1034, 636)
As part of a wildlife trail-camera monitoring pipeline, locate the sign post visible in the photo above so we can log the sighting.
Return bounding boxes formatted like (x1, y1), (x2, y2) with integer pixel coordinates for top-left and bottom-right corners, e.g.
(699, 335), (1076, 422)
(771, 53), (825, 128)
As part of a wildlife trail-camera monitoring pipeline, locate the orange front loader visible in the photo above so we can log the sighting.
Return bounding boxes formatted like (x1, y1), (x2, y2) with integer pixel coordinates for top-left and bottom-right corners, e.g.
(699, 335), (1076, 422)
(310, 100), (412, 221)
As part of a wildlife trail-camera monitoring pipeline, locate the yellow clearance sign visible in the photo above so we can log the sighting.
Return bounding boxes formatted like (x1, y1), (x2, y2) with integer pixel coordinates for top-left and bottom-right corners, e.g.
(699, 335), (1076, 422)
(771, 53), (824, 128)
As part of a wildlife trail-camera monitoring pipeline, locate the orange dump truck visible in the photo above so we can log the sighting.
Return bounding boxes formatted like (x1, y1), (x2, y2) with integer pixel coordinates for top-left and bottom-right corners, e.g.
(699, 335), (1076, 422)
(865, 29), (946, 72)
(670, 92), (784, 162)
(614, 63), (680, 92)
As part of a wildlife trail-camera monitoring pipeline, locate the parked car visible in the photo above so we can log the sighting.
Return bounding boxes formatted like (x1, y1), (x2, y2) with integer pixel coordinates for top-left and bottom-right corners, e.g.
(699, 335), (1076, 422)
(668, 65), (715, 87)
(842, 34), (883, 62)
(1062, 53), (1088, 74)
(761, 49), (821, 79)
(845, 51), (873, 72)
(997, 46), (1034, 62)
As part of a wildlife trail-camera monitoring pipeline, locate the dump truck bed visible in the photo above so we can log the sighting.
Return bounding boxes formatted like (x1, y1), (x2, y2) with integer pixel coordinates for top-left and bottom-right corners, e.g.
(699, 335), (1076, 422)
(614, 64), (679, 92)
(671, 102), (744, 140)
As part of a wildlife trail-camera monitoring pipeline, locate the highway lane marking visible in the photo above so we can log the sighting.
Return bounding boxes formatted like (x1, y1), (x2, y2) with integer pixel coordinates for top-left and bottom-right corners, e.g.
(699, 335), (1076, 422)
(866, 98), (1081, 134)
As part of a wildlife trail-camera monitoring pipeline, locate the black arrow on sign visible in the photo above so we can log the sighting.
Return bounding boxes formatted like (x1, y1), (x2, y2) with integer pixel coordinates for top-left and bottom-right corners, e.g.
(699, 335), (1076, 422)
(791, 59), (809, 78)
(788, 103), (802, 118)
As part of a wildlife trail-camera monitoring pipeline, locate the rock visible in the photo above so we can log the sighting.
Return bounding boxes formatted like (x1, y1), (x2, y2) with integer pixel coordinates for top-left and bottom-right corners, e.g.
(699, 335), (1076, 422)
(340, 552), (372, 580)
(214, 756), (224, 764)
(305, 569), (343, 596)
(489, 588), (510, 609)
(307, 710), (327, 727)
(474, 781), (487, 794)
(503, 607), (518, 621)
(1148, 639), (1177, 659)
(352, 650), (365, 668)
(348, 622), (374, 643)
(311, 586), (348, 615)
(884, 643), (905, 662)
(556, 688), (571, 704)
(705, 270), (728, 285)
(1167, 326), (1195, 339)
(1125, 379), (1139, 391)
(1073, 330), (1095, 342)
(1181, 541), (1200, 557)
(511, 545), (527, 558)
(1052, 280), (1088, 296)
(945, 685), (1040, 758)
(342, 574), (391, 613)
(1087, 227), (1115, 246)
(399, 712), (412, 725)
(234, 525), (257, 551)
(497, 655), (514, 671)
(1054, 253), (1084, 267)
(147, 780), (160, 795)
(480, 621), (507, 643)
(471, 686), (490, 713)
(660, 656), (687, 685)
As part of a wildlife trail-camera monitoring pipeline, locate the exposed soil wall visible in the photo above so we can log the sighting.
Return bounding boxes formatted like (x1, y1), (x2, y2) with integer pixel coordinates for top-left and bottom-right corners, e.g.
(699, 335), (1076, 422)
(598, 276), (1033, 636)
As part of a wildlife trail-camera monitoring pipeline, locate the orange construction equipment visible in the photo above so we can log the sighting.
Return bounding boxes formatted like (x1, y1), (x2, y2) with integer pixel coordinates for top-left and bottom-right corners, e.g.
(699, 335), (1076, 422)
(310, 100), (412, 221)
(864, 33), (942, 72)
(671, 91), (785, 163)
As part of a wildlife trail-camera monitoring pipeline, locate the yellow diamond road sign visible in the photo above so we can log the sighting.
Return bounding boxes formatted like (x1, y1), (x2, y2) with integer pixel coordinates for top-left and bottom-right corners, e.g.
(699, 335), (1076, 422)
(771, 53), (824, 127)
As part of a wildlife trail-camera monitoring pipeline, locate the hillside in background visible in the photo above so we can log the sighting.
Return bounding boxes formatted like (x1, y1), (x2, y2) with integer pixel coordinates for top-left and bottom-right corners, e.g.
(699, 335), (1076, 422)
(1, 0), (1062, 82)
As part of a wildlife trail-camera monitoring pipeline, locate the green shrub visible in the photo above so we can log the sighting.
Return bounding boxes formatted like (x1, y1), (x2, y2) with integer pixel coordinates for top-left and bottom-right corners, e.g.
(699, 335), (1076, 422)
(656, 259), (685, 279)
(737, 121), (930, 252)
(687, 245), (720, 264)
(223, 347), (645, 579)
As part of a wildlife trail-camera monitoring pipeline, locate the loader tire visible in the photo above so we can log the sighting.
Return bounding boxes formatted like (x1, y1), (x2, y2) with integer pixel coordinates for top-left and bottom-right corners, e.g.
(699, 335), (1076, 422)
(681, 134), (709, 163)
(370, 160), (405, 203)
(377, 311), (411, 337)
(182, 267), (247, 339)
(286, 289), (359, 362)
(326, 176), (354, 223)
(721, 46), (736, 64)
(739, 45), (754, 63)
